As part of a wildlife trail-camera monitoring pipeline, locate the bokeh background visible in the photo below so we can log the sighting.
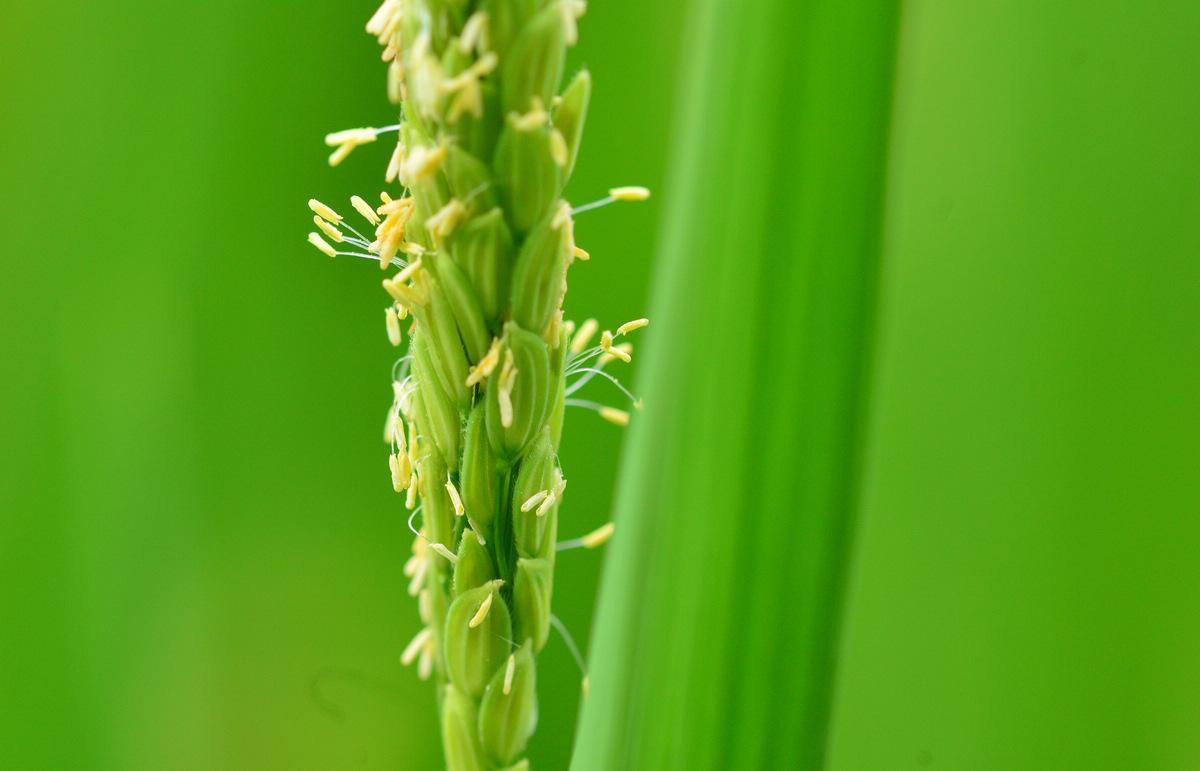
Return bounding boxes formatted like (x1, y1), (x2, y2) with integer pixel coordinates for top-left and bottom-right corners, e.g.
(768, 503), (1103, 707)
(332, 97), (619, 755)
(2, 0), (1197, 769)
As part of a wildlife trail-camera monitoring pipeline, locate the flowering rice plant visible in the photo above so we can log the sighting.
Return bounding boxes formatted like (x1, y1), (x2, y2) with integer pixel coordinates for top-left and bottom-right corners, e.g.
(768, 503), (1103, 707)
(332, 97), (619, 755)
(306, 0), (648, 766)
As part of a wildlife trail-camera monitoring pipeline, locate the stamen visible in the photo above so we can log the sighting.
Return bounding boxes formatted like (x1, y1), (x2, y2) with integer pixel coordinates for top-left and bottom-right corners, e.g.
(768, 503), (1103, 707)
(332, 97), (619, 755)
(609, 185), (651, 201)
(600, 406), (630, 426)
(325, 127), (379, 146)
(459, 11), (489, 54)
(401, 142), (448, 182)
(502, 653), (516, 695)
(616, 318), (649, 336)
(401, 627), (432, 666)
(521, 490), (548, 512)
(468, 591), (494, 628)
(445, 475), (465, 517)
(430, 542), (458, 563)
(351, 195), (381, 226)
(570, 319), (598, 353)
(573, 245), (591, 261)
(417, 649), (433, 680)
(405, 475), (419, 509)
(309, 199), (342, 223)
(513, 99), (549, 131)
(465, 338), (502, 386)
(427, 199), (466, 241)
(549, 128), (569, 167)
(307, 232), (337, 258)
(581, 521), (615, 549)
(313, 216), (344, 243)
(385, 307), (402, 346)
(407, 555), (428, 596)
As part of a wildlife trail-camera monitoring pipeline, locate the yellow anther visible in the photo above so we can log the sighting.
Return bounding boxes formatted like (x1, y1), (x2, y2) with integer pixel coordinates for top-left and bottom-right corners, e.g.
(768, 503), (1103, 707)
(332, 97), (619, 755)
(313, 215), (344, 243)
(581, 521), (615, 549)
(599, 406), (630, 426)
(521, 490), (549, 513)
(385, 141), (405, 183)
(401, 142), (448, 182)
(308, 198), (341, 223)
(600, 330), (633, 363)
(513, 99), (550, 131)
(459, 11), (490, 54)
(466, 338), (503, 387)
(445, 476), (466, 517)
(307, 232), (337, 258)
(609, 186), (651, 201)
(570, 319), (599, 353)
(599, 342), (633, 366)
(325, 127), (378, 147)
(352, 195), (381, 226)
(400, 627), (432, 666)
(427, 199), (467, 241)
(549, 128), (569, 167)
(468, 591), (494, 628)
(328, 142), (356, 167)
(573, 245), (591, 261)
(385, 307), (402, 346)
(616, 318), (649, 336)
(503, 653), (516, 695)
(430, 542), (458, 563)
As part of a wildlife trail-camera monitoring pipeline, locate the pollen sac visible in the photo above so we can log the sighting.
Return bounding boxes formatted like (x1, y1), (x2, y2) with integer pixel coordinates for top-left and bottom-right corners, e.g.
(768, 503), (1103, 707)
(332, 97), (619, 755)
(445, 145), (499, 212)
(552, 69), (591, 180)
(486, 324), (552, 461)
(449, 208), (514, 327)
(508, 206), (570, 333)
(418, 453), (456, 549)
(500, 2), (565, 118)
(424, 253), (490, 363)
(513, 557), (553, 651)
(441, 684), (487, 771)
(478, 641), (538, 767)
(511, 430), (558, 558)
(494, 114), (562, 234)
(461, 404), (498, 533)
(454, 530), (496, 596)
(444, 580), (512, 698)
(412, 333), (461, 466)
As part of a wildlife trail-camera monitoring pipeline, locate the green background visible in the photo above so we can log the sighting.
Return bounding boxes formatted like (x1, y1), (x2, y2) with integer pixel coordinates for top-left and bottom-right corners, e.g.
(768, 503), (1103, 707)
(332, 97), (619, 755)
(1, 1), (1197, 770)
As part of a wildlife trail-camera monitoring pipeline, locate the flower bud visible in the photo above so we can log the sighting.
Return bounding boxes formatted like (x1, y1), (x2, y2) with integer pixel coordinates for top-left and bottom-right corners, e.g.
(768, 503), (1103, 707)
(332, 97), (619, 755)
(486, 325), (552, 460)
(454, 529), (496, 595)
(494, 115), (562, 234)
(445, 580), (511, 698)
(411, 333), (460, 466)
(478, 641), (537, 766)
(424, 253), (490, 363)
(418, 452), (455, 549)
(552, 69), (591, 179)
(422, 277), (472, 409)
(514, 557), (552, 650)
(461, 403), (498, 533)
(509, 205), (570, 333)
(501, 3), (566, 118)
(441, 684), (486, 771)
(449, 207), (514, 326)
(511, 430), (558, 557)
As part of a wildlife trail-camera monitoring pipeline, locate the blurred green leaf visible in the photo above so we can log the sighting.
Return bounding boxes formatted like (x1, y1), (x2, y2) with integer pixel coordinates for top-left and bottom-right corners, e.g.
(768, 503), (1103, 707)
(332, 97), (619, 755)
(571, 1), (899, 768)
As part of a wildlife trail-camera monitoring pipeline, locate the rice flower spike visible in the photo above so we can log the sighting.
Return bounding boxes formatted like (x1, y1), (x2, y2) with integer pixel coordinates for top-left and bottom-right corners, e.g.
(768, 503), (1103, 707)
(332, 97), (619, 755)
(306, 0), (652, 766)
